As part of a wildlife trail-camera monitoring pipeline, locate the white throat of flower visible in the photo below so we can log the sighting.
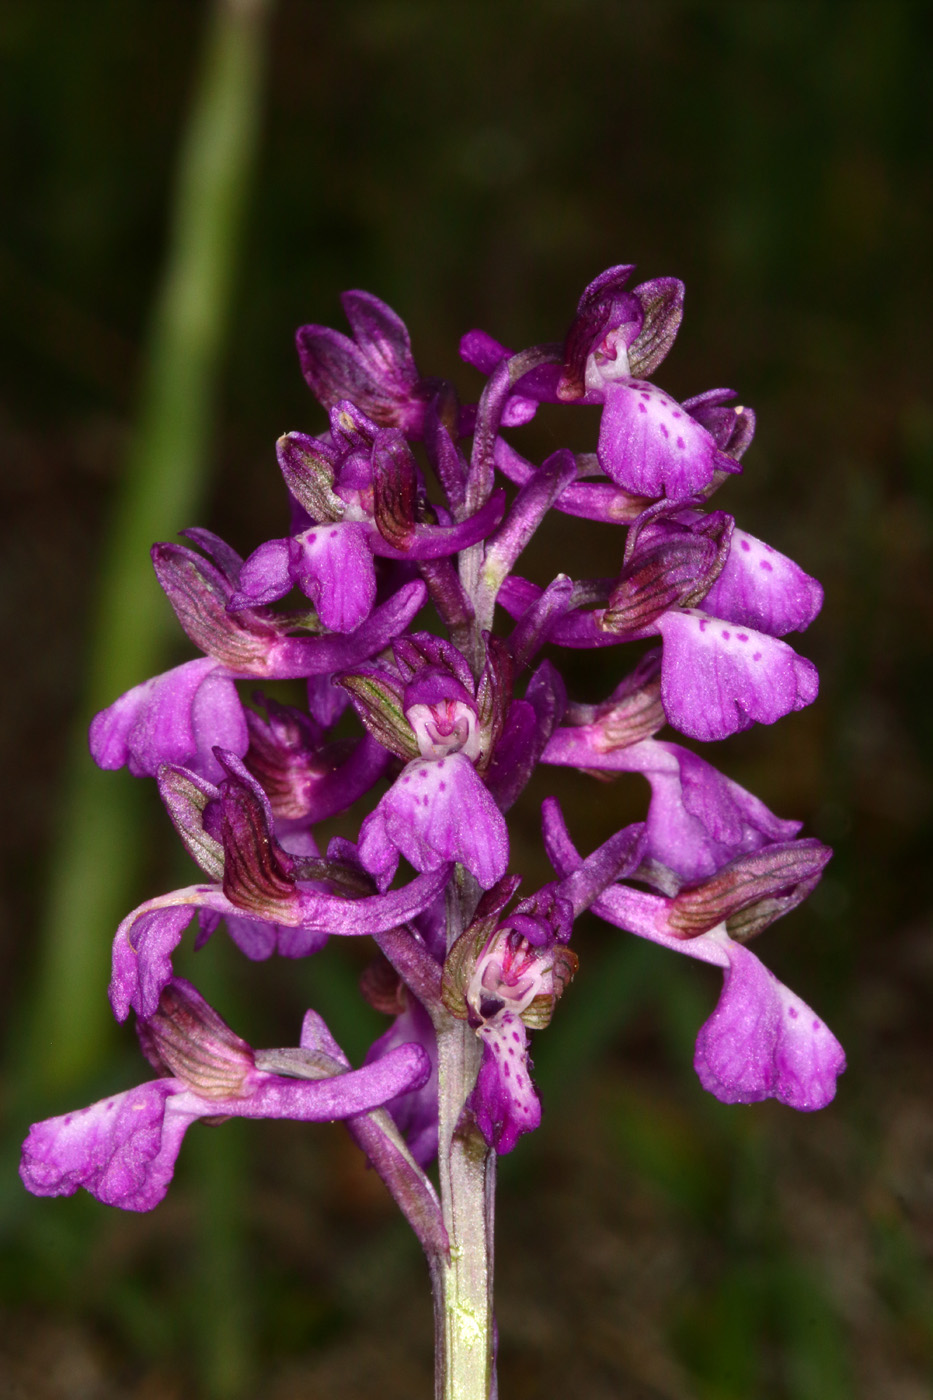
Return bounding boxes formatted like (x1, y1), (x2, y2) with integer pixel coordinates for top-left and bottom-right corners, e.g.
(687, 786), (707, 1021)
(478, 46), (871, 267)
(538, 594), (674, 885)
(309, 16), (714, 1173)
(406, 698), (483, 762)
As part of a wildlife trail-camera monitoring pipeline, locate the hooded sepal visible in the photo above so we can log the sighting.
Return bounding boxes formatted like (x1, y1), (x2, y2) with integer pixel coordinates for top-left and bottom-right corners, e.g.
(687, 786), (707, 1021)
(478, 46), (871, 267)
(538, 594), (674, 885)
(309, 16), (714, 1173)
(669, 839), (832, 940)
(136, 978), (254, 1100)
(336, 665), (420, 760)
(559, 265), (684, 400)
(157, 764), (225, 879)
(275, 432), (346, 523)
(214, 751), (301, 922)
(296, 290), (428, 434)
(602, 510), (733, 634)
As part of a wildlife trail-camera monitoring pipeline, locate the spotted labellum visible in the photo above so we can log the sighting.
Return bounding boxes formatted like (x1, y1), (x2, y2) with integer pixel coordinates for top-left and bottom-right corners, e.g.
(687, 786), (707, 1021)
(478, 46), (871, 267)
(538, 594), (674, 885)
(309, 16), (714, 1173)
(23, 263), (842, 1399)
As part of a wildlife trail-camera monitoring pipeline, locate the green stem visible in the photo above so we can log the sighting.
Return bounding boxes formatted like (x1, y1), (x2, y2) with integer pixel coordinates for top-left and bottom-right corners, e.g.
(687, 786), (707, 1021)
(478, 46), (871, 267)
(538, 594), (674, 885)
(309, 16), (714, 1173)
(25, 0), (272, 1096)
(434, 1018), (495, 1400)
(431, 875), (495, 1400)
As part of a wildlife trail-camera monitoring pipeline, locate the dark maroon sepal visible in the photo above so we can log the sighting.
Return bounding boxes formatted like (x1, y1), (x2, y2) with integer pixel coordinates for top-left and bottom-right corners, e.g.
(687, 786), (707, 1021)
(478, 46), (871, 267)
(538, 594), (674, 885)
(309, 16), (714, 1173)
(214, 751), (300, 921)
(372, 428), (419, 549)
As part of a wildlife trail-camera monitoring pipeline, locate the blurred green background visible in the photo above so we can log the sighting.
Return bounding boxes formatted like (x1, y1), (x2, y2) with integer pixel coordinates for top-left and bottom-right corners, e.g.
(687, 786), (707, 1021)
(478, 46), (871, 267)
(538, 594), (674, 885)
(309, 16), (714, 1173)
(1, 1), (931, 1396)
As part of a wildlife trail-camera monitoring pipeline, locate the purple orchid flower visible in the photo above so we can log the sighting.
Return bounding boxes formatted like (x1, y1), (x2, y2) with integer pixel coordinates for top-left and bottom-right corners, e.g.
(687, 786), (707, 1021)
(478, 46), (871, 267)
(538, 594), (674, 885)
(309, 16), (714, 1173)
(20, 979), (431, 1212)
(498, 506), (822, 741)
(443, 826), (643, 1155)
(542, 799), (845, 1110)
(339, 635), (512, 890)
(296, 290), (431, 435)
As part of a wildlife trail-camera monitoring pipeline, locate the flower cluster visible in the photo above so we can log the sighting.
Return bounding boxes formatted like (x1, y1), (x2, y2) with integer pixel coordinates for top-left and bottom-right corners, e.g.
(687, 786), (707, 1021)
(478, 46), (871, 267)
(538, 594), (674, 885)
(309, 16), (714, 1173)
(22, 267), (844, 1236)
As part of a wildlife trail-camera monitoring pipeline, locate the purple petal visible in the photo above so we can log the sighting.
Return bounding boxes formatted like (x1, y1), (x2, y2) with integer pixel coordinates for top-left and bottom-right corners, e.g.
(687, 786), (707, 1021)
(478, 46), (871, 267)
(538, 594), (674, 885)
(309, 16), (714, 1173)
(306, 672), (351, 727)
(264, 579), (427, 679)
(598, 381), (731, 498)
(366, 489), (507, 561)
(110, 888), (235, 1022)
(229, 538), (293, 609)
(699, 528), (823, 636)
(494, 438), (647, 524)
(241, 1041), (432, 1121)
(20, 1081), (190, 1212)
(90, 659), (247, 782)
(459, 328), (511, 374)
(472, 1014), (540, 1155)
(290, 522), (376, 632)
(694, 942), (845, 1110)
(656, 609), (819, 741)
(375, 754), (509, 889)
(294, 864), (454, 935)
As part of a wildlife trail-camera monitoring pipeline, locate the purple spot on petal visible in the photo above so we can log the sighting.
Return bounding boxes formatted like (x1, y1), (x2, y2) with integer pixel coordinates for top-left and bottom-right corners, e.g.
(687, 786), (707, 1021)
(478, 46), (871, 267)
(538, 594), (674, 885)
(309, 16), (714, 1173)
(638, 403), (647, 414)
(330, 529), (338, 538)
(106, 1101), (114, 1111)
(64, 1115), (72, 1125)
(676, 437), (686, 450)
(640, 391), (650, 401)
(673, 411), (682, 419)
(737, 633), (749, 642)
(512, 1031), (520, 1043)
(788, 1006), (798, 1019)
(420, 769), (428, 778)
(760, 560), (773, 572)
(437, 759), (444, 769)
(504, 1064), (510, 1077)
(660, 424), (669, 438)
(439, 782), (446, 792)
(721, 630), (731, 640)
(812, 1019), (821, 1031)
(753, 651), (762, 661)
(307, 533), (316, 545)
(699, 618), (708, 632)
(402, 775), (410, 784)
(740, 538), (751, 552)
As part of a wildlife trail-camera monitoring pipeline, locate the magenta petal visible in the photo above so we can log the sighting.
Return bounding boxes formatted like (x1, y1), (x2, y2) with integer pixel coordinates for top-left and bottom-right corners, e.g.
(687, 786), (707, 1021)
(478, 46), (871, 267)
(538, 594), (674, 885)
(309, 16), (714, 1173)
(472, 1014), (540, 1155)
(110, 888), (235, 1022)
(379, 754), (509, 889)
(598, 380), (725, 498)
(694, 943), (845, 1110)
(90, 659), (247, 782)
(229, 538), (292, 609)
(292, 522), (376, 632)
(19, 1081), (190, 1212)
(656, 609), (818, 741)
(699, 527), (824, 636)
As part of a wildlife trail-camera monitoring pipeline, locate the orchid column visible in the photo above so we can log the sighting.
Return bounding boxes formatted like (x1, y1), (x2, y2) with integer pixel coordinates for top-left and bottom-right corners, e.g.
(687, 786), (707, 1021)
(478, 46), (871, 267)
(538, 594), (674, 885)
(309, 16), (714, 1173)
(21, 268), (844, 1399)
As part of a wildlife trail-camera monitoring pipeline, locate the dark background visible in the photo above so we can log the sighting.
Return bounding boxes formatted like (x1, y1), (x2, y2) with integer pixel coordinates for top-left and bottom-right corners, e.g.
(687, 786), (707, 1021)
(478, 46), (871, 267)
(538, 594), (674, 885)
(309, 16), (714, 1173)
(1, 2), (931, 1397)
